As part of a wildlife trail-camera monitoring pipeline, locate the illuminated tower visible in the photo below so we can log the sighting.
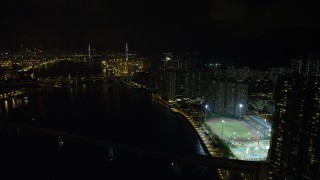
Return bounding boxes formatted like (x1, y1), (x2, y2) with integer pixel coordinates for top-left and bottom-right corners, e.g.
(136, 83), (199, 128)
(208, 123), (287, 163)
(126, 42), (128, 61)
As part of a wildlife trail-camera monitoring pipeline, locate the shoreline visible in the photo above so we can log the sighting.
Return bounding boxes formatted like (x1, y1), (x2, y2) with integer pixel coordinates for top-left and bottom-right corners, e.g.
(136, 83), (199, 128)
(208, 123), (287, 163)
(118, 80), (221, 157)
(151, 94), (219, 157)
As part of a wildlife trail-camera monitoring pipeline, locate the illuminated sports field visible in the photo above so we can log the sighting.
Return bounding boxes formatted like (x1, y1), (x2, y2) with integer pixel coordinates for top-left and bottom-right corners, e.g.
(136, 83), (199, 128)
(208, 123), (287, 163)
(206, 117), (259, 141)
(205, 117), (270, 161)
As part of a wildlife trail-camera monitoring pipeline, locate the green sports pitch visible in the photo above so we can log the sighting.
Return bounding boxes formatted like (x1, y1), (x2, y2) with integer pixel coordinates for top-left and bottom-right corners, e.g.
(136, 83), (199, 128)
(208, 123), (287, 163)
(206, 117), (257, 141)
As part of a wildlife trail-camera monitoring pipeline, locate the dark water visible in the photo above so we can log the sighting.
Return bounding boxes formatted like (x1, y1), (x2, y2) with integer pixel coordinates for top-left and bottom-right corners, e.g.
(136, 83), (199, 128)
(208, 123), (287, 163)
(0, 82), (218, 179)
(1, 82), (206, 156)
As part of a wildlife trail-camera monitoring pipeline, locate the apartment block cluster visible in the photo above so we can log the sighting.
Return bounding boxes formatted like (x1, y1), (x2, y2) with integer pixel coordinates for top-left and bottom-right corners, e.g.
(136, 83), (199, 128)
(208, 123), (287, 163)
(267, 55), (320, 80)
(269, 56), (320, 179)
(149, 53), (249, 117)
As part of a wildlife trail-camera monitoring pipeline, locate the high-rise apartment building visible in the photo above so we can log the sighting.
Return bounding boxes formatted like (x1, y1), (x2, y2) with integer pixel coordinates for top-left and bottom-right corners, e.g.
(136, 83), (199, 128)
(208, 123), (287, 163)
(225, 82), (237, 115)
(155, 52), (203, 100)
(269, 74), (320, 179)
(299, 76), (320, 179)
(214, 81), (226, 114)
(157, 53), (177, 100)
(205, 81), (248, 117)
(235, 83), (248, 117)
(184, 65), (204, 98)
(291, 56), (319, 76)
(270, 74), (305, 179)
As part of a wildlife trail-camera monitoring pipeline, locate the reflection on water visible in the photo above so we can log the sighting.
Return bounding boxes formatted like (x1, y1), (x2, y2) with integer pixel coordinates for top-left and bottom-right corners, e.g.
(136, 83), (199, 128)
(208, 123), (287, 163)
(1, 83), (207, 157)
(17, 99), (23, 107)
(196, 139), (207, 155)
(70, 86), (74, 97)
(4, 100), (8, 113)
(102, 68), (107, 78)
(12, 98), (16, 109)
(0, 97), (27, 114)
(24, 99), (29, 105)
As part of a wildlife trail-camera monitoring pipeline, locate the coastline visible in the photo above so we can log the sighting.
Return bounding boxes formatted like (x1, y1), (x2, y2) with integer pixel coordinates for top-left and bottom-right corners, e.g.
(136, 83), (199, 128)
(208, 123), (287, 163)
(119, 79), (220, 157)
(151, 94), (219, 157)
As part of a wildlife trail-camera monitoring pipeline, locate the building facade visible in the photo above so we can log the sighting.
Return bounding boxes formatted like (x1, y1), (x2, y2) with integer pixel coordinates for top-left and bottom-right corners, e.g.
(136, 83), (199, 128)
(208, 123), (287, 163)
(205, 80), (248, 117)
(269, 74), (320, 179)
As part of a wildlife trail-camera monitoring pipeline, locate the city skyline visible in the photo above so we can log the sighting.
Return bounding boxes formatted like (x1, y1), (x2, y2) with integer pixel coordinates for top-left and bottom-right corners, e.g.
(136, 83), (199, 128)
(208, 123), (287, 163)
(0, 42), (320, 179)
(1, 0), (320, 69)
(1, 44), (318, 71)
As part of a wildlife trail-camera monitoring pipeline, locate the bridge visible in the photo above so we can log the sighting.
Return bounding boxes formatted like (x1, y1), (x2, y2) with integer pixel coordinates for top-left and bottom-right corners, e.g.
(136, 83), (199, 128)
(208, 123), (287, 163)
(38, 77), (106, 83)
(0, 120), (266, 177)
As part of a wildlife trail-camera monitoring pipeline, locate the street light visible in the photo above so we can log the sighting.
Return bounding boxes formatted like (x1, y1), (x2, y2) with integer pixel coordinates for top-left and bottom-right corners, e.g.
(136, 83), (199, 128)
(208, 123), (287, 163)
(239, 104), (243, 120)
(221, 120), (225, 140)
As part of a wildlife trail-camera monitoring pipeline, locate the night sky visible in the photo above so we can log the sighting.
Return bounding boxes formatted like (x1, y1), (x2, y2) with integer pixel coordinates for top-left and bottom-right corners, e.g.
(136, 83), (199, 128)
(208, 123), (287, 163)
(1, 0), (320, 68)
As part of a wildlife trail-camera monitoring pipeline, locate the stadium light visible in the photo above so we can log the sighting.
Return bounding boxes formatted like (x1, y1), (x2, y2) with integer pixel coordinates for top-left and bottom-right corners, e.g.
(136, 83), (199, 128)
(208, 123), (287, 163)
(204, 105), (209, 122)
(268, 129), (272, 137)
(239, 104), (243, 120)
(221, 120), (225, 140)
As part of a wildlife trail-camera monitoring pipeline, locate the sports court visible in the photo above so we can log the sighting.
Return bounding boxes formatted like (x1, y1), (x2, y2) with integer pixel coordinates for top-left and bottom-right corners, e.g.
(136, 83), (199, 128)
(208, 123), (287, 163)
(205, 116), (270, 161)
(206, 117), (260, 141)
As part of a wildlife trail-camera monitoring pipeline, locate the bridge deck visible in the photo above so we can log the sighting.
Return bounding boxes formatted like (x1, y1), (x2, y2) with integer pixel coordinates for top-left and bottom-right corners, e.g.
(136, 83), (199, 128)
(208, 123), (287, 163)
(0, 120), (265, 172)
